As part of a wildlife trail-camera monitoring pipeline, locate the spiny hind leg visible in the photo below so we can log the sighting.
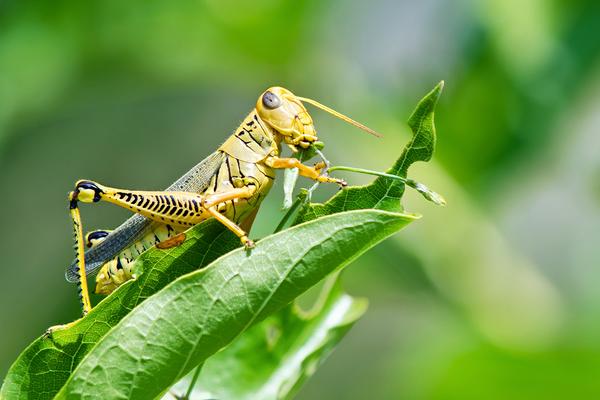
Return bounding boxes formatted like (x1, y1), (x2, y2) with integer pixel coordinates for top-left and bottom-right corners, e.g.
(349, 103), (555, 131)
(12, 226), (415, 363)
(71, 179), (259, 247)
(71, 180), (206, 227)
(68, 190), (92, 316)
(68, 178), (209, 316)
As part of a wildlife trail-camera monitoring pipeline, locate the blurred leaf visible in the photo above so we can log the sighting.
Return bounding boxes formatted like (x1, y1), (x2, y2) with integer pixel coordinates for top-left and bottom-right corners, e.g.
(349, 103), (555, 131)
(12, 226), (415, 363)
(167, 274), (367, 400)
(54, 210), (414, 399)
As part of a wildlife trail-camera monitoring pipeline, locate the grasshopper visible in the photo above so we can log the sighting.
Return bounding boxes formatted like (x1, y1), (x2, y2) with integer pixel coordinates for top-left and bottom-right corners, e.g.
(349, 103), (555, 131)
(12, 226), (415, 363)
(66, 86), (381, 315)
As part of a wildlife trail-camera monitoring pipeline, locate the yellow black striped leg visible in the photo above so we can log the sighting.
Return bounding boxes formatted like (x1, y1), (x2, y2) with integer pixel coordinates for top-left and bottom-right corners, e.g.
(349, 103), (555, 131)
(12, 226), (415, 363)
(71, 180), (259, 247)
(72, 180), (207, 225)
(206, 207), (254, 248)
(44, 190), (93, 335)
(203, 185), (257, 247)
(68, 190), (93, 316)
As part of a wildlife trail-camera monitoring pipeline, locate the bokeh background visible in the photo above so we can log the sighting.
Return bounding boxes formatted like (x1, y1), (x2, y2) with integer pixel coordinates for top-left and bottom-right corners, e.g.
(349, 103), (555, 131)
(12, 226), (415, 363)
(1, 0), (600, 398)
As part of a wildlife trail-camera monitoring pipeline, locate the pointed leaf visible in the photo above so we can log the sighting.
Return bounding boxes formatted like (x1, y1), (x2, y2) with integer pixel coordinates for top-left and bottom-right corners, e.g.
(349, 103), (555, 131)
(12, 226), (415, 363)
(54, 210), (415, 399)
(0, 221), (238, 400)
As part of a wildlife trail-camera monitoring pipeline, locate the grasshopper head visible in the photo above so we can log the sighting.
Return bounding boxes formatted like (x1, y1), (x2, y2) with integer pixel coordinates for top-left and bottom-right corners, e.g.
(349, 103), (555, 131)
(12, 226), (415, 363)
(256, 87), (317, 149)
(256, 86), (382, 151)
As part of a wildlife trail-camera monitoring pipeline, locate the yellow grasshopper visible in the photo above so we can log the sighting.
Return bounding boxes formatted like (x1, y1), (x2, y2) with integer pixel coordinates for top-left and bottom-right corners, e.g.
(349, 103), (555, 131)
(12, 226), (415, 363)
(66, 86), (381, 315)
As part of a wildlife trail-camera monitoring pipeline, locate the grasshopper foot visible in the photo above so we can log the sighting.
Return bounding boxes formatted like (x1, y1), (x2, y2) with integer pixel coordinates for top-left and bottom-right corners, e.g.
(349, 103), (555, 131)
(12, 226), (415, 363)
(242, 236), (255, 249)
(314, 161), (327, 172)
(316, 174), (346, 187)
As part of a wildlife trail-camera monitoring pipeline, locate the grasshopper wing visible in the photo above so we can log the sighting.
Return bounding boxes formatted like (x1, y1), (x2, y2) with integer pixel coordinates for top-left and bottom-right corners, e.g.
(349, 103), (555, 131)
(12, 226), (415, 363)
(65, 151), (225, 282)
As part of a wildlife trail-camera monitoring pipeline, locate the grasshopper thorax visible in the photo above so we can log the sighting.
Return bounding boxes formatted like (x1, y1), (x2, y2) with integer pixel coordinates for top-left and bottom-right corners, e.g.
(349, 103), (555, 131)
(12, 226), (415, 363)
(256, 87), (317, 150)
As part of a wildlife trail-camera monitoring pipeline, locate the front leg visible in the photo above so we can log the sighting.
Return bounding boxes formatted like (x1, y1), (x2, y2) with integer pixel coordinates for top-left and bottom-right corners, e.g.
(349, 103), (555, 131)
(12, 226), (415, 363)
(265, 156), (347, 187)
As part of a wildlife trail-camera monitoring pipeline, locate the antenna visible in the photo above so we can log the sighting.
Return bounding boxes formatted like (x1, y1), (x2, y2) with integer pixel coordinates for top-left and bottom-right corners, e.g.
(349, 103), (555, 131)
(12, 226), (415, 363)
(296, 96), (383, 138)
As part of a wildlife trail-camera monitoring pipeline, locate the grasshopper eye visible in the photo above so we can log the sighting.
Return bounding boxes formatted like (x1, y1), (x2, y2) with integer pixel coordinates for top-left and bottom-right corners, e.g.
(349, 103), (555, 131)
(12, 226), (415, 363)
(262, 91), (281, 109)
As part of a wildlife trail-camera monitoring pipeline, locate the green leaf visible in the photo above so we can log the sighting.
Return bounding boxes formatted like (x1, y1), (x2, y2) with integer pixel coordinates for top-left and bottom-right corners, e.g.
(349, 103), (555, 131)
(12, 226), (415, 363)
(294, 80), (443, 222)
(1, 82), (443, 399)
(167, 274), (367, 400)
(54, 210), (414, 399)
(0, 221), (238, 400)
(168, 82), (444, 399)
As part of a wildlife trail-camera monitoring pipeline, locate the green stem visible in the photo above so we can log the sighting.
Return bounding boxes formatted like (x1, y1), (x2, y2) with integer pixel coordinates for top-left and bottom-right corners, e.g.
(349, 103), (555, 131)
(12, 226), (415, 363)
(329, 165), (446, 206)
(329, 166), (410, 182)
(181, 363), (203, 400)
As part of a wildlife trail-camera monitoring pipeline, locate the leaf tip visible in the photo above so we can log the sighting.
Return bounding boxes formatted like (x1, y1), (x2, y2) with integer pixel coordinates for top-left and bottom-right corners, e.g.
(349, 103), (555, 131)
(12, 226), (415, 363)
(407, 80), (444, 131)
(429, 80), (444, 103)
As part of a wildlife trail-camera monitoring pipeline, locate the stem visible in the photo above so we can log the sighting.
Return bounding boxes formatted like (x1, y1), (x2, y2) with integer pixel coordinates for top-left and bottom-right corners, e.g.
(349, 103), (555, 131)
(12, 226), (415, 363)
(328, 165), (409, 182)
(328, 165), (446, 206)
(178, 363), (203, 400)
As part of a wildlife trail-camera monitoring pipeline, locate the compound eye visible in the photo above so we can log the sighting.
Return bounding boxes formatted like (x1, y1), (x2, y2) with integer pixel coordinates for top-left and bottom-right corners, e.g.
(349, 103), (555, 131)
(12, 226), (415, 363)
(262, 91), (281, 109)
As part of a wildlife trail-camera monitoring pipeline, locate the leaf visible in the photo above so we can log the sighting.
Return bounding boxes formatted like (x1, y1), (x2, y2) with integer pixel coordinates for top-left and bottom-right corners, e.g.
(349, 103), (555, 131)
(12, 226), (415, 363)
(0, 221), (239, 400)
(1, 82), (443, 399)
(52, 77), (442, 397)
(294, 80), (443, 222)
(167, 274), (367, 400)
(282, 167), (299, 210)
(53, 210), (415, 399)
(163, 79), (444, 398)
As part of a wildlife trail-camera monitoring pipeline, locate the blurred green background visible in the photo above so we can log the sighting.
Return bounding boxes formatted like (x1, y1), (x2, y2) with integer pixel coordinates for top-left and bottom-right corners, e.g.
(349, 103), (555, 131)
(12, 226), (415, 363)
(1, 0), (600, 398)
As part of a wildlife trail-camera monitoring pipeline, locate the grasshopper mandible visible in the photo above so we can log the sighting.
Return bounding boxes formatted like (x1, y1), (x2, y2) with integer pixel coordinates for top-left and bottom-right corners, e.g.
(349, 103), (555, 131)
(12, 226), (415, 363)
(66, 86), (381, 315)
